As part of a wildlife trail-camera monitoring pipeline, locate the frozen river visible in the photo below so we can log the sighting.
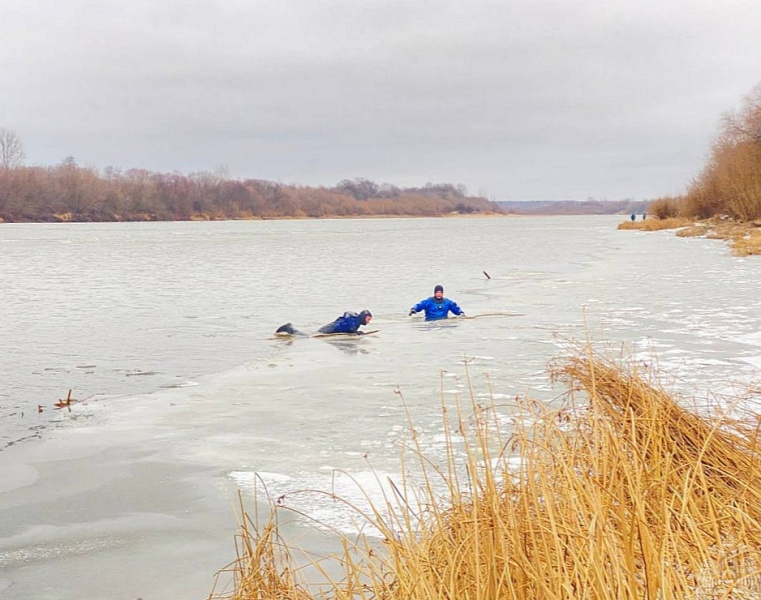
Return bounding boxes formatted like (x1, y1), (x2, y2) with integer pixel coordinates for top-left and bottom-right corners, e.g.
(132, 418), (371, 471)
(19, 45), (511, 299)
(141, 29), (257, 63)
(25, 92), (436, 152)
(1, 216), (760, 599)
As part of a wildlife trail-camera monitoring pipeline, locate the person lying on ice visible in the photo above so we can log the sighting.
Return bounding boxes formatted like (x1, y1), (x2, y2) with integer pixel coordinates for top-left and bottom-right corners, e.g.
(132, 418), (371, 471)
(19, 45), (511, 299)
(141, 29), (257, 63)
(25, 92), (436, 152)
(409, 285), (465, 321)
(275, 310), (372, 336)
(318, 310), (373, 334)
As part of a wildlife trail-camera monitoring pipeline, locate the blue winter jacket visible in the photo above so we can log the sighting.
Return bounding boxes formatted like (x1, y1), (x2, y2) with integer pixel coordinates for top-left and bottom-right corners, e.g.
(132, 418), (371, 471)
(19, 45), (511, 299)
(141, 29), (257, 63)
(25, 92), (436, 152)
(318, 312), (365, 334)
(411, 297), (463, 321)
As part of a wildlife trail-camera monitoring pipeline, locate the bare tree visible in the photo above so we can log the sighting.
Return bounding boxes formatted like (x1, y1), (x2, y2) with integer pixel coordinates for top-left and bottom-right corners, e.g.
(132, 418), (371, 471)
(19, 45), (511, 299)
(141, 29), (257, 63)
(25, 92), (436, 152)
(336, 178), (380, 200)
(0, 127), (25, 169)
(721, 82), (761, 145)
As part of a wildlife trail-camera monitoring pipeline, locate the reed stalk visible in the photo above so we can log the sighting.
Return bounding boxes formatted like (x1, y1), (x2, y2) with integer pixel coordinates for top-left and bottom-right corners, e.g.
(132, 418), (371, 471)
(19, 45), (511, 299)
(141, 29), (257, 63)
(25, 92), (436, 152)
(210, 346), (761, 599)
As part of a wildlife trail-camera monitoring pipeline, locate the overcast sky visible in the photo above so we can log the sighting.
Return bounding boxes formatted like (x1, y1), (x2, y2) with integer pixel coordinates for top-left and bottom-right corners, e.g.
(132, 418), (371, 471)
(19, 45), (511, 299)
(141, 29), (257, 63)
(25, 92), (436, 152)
(2, 0), (760, 201)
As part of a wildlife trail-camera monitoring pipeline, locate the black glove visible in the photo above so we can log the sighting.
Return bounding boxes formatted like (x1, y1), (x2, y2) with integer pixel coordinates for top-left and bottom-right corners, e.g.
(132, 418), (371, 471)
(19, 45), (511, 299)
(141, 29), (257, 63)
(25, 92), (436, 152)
(408, 309), (415, 316)
(356, 331), (365, 335)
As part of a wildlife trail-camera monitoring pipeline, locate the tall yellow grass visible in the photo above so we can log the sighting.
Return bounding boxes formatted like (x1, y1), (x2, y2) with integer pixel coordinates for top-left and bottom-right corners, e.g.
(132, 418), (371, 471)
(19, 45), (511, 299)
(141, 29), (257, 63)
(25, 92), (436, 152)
(731, 226), (761, 256)
(210, 349), (761, 599)
(618, 217), (693, 232)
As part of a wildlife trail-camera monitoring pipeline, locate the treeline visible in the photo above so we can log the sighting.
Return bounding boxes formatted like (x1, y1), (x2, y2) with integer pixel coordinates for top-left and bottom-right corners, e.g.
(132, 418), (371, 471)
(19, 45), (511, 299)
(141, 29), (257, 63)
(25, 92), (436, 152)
(0, 163), (501, 222)
(649, 82), (761, 222)
(499, 199), (649, 215)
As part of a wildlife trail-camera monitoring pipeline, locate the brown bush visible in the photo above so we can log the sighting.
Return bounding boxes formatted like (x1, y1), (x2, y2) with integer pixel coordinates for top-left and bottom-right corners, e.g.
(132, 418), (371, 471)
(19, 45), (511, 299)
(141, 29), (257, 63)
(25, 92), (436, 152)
(647, 196), (683, 219)
(680, 83), (761, 222)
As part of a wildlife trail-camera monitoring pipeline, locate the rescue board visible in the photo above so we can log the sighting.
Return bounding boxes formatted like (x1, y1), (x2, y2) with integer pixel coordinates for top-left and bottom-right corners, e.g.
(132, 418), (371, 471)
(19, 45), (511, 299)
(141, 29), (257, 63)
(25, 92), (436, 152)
(312, 329), (380, 339)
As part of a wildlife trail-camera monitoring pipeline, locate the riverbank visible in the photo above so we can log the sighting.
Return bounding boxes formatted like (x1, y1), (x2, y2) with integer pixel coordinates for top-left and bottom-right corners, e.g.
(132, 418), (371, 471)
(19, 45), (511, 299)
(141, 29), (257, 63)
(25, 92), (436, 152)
(618, 217), (761, 256)
(0, 210), (511, 224)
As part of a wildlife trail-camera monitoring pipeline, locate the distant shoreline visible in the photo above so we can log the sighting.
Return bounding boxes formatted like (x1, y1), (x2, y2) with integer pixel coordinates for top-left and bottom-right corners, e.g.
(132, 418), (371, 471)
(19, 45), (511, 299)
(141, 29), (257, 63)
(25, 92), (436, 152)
(0, 212), (522, 224)
(0, 212), (648, 224)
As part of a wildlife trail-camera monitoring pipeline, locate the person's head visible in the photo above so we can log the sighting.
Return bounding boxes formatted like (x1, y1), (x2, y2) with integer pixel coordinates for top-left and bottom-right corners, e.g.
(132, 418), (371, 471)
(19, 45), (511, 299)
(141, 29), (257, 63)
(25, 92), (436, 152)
(359, 309), (372, 325)
(434, 285), (444, 300)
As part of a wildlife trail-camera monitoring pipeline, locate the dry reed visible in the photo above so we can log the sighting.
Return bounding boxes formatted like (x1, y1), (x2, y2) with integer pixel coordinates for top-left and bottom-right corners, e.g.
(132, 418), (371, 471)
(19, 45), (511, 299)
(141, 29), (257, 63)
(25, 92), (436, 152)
(617, 220), (645, 230)
(648, 197), (683, 220)
(672, 218), (761, 256)
(210, 347), (761, 599)
(729, 226), (761, 256)
(618, 217), (693, 232)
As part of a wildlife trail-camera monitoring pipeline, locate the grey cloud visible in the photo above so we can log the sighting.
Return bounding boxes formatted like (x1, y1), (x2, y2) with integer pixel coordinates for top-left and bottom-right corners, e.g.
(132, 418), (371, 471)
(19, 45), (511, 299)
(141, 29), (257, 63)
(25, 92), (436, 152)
(2, 0), (760, 199)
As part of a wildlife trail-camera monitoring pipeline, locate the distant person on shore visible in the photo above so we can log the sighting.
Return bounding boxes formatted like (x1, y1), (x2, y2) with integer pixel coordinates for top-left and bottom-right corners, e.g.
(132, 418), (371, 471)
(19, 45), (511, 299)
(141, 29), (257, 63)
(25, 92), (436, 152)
(275, 310), (373, 336)
(631, 213), (636, 222)
(409, 285), (465, 321)
(642, 212), (647, 220)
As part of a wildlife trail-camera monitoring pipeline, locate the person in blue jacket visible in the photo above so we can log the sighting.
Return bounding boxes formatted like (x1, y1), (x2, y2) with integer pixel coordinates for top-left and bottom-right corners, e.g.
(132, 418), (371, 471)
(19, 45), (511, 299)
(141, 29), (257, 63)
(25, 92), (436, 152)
(318, 310), (373, 334)
(275, 310), (372, 336)
(409, 285), (465, 321)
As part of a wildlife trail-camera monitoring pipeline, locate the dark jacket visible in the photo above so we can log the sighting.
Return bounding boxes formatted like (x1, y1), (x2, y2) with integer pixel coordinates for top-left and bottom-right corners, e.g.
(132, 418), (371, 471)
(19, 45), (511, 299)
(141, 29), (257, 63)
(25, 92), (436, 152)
(318, 311), (367, 334)
(411, 297), (463, 321)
